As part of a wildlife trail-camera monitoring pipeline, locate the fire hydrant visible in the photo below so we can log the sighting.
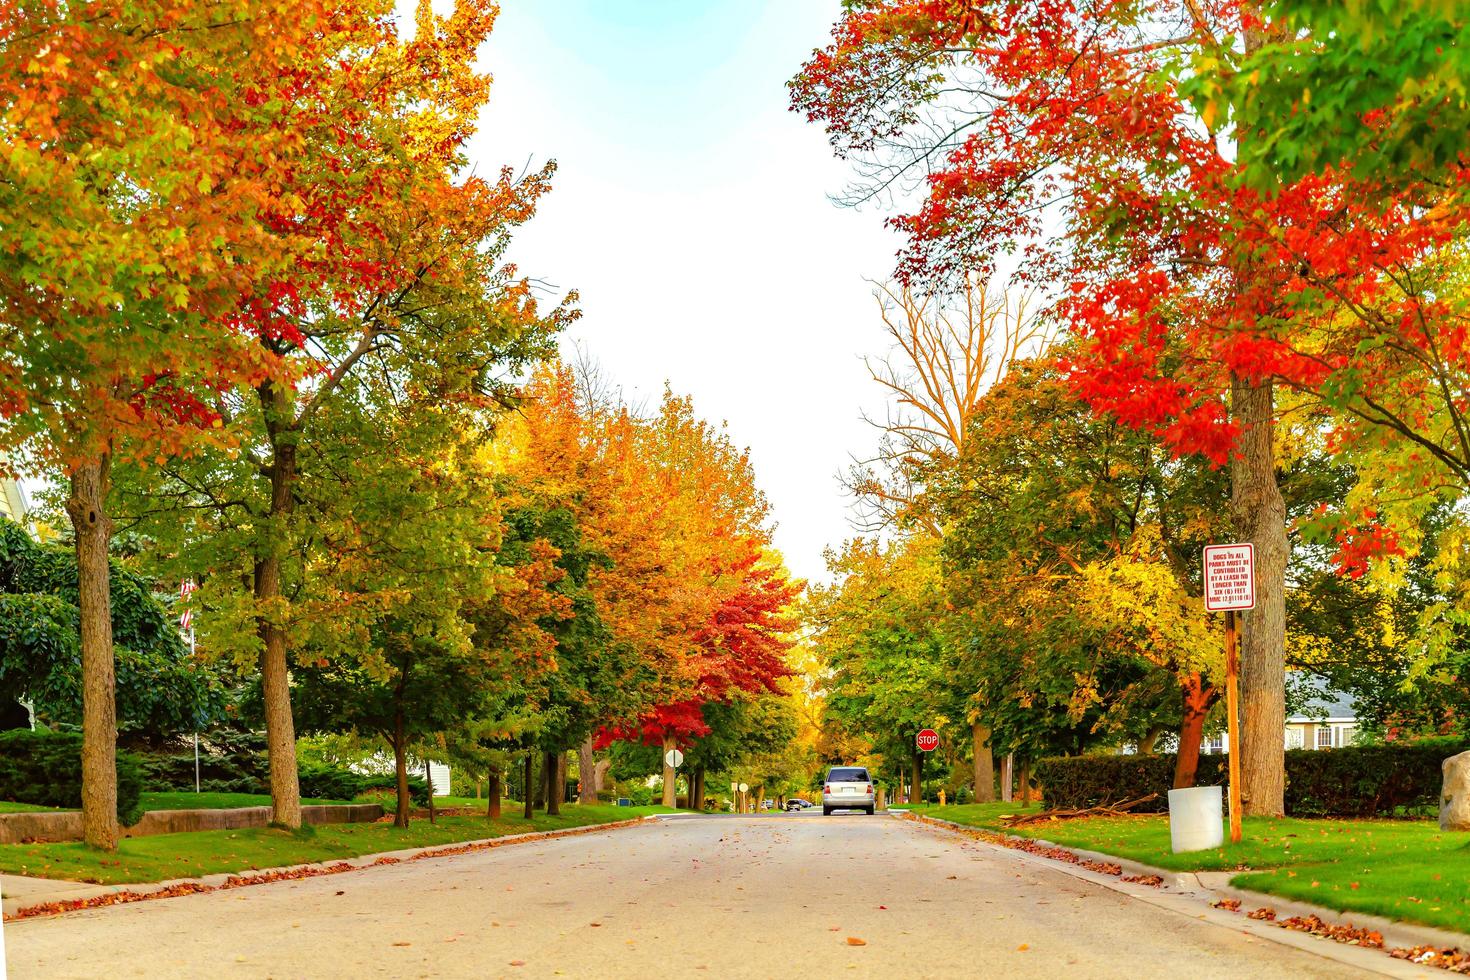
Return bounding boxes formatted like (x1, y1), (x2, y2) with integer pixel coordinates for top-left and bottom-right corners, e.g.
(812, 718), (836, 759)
(938, 788), (947, 807)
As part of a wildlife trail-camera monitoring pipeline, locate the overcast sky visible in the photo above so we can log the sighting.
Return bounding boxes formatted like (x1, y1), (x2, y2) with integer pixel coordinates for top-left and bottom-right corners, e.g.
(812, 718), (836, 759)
(466, 0), (904, 584)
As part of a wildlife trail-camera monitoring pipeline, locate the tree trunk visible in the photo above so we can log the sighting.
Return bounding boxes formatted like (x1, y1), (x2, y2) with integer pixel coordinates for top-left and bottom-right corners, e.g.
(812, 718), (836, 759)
(1000, 754), (1014, 802)
(1231, 375), (1288, 816)
(971, 720), (995, 803)
(578, 738), (597, 803)
(755, 785), (765, 813)
(1137, 725), (1166, 756)
(1018, 760), (1032, 806)
(392, 717), (410, 828)
(1174, 672), (1215, 789)
(424, 759), (436, 825)
(544, 750), (561, 816)
(557, 751), (569, 807)
(661, 733), (677, 808)
(255, 399), (302, 829)
(691, 766), (706, 811)
(487, 765), (502, 820)
(533, 748), (546, 809)
(522, 751), (534, 819)
(66, 460), (119, 851)
(594, 758), (611, 792)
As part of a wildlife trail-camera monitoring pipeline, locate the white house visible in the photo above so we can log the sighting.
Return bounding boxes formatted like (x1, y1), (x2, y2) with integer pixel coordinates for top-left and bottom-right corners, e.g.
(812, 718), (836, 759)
(0, 473), (28, 524)
(1200, 678), (1359, 755)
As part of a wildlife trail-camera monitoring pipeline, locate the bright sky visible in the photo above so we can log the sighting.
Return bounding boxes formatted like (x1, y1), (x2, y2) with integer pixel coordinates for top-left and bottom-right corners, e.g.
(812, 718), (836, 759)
(466, 0), (904, 584)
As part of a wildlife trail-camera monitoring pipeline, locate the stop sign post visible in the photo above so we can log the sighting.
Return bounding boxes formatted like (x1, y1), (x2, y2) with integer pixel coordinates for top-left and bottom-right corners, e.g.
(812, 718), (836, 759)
(916, 729), (939, 752)
(1203, 543), (1255, 845)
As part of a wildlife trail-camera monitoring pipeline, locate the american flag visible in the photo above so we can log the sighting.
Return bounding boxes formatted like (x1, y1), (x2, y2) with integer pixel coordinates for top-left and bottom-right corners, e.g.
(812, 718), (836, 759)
(179, 579), (197, 631)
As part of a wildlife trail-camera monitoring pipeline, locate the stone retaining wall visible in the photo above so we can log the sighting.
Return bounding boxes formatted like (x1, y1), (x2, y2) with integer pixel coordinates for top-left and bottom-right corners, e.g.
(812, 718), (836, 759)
(0, 803), (383, 844)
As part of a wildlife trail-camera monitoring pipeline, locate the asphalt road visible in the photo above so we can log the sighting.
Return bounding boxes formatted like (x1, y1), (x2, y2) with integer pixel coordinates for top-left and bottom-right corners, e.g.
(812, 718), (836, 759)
(3, 811), (1392, 979)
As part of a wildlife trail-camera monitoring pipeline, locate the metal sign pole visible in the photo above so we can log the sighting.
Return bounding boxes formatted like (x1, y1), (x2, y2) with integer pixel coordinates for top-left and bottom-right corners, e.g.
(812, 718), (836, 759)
(1225, 610), (1242, 844)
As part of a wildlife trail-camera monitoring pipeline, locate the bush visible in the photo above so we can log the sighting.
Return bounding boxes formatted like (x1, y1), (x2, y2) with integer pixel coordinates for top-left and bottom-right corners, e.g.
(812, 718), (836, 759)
(353, 776), (429, 807)
(0, 729), (145, 825)
(296, 762), (370, 802)
(135, 729), (268, 794)
(1285, 743), (1466, 817)
(626, 784), (653, 807)
(1036, 742), (1469, 818)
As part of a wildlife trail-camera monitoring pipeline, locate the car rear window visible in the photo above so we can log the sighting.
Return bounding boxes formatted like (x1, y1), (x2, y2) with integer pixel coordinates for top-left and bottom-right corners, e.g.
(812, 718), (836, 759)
(828, 768), (869, 782)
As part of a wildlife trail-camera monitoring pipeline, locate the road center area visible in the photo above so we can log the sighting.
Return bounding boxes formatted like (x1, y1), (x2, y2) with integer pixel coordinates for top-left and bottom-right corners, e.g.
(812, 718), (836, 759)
(5, 812), (1386, 979)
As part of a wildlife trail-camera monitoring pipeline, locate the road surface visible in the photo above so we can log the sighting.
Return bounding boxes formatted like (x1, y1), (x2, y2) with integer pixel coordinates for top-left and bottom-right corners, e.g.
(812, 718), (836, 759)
(4, 812), (1393, 978)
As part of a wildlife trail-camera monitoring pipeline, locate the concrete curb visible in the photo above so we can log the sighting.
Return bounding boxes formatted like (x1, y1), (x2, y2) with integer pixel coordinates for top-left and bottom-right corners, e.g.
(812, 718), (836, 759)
(2, 814), (657, 920)
(901, 812), (1453, 978)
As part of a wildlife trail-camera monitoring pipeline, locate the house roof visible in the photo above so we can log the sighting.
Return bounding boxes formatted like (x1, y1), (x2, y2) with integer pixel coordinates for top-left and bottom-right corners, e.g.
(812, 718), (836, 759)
(1287, 675), (1358, 723)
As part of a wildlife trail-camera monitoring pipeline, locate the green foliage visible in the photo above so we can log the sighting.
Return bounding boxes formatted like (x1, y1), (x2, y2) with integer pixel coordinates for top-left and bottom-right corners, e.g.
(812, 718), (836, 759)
(0, 519), (225, 740)
(135, 729), (268, 794)
(1285, 743), (1467, 818)
(1035, 754), (1223, 813)
(1192, 1), (1470, 189)
(0, 730), (144, 825)
(1038, 743), (1468, 818)
(295, 763), (372, 803)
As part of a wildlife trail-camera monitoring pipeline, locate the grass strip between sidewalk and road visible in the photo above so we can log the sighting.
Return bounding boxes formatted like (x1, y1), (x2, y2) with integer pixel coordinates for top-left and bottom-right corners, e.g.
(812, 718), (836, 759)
(905, 801), (1470, 935)
(0, 804), (673, 885)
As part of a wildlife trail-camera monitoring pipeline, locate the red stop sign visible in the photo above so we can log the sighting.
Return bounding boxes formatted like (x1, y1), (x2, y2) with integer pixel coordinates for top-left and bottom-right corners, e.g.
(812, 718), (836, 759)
(916, 729), (939, 752)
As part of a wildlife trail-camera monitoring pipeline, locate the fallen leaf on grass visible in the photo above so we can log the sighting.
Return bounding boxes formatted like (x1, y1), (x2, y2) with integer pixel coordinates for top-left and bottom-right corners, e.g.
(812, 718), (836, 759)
(845, 937), (866, 946)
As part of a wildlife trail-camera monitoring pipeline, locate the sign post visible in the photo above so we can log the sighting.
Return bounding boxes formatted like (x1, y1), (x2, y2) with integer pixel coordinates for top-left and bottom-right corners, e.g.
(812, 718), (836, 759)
(180, 579), (199, 794)
(1203, 544), (1255, 845)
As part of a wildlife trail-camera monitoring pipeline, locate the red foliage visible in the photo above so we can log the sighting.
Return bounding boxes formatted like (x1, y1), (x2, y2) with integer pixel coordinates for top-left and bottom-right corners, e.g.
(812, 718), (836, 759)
(598, 542), (801, 747)
(792, 1), (1470, 579)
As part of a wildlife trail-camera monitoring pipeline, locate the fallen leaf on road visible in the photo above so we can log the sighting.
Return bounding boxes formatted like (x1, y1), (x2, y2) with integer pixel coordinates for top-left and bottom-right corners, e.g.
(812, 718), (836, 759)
(1017, 944), (1029, 952)
(946, 875), (957, 880)
(846, 937), (867, 946)
(877, 905), (887, 910)
(509, 960), (526, 967)
(590, 923), (602, 927)
(392, 942), (411, 947)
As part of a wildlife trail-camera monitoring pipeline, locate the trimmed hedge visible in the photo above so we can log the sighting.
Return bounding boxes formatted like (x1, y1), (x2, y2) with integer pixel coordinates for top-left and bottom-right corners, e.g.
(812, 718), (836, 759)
(0, 729), (145, 825)
(139, 740), (390, 803)
(1036, 742), (1469, 818)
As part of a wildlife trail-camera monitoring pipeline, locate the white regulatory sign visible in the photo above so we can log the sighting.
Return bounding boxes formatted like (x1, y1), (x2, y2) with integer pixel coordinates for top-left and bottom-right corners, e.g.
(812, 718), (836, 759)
(738, 782), (749, 793)
(664, 749), (684, 769)
(1203, 543), (1256, 611)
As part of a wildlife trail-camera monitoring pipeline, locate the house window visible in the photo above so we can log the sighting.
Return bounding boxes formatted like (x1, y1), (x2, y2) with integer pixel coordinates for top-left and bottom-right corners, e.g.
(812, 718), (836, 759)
(1316, 726), (1335, 750)
(1339, 725), (1356, 747)
(1206, 733), (1224, 755)
(1285, 728), (1304, 750)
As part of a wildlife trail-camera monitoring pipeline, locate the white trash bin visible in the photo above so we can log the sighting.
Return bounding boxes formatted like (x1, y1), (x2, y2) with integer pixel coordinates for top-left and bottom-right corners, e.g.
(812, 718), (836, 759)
(1167, 785), (1224, 853)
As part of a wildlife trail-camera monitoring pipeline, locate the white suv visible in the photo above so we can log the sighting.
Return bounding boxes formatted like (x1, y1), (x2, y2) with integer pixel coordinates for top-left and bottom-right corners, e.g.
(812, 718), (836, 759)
(822, 766), (875, 815)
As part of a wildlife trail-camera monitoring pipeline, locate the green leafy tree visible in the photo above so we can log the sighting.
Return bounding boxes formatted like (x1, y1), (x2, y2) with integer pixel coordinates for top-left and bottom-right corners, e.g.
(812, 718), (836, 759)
(0, 520), (225, 743)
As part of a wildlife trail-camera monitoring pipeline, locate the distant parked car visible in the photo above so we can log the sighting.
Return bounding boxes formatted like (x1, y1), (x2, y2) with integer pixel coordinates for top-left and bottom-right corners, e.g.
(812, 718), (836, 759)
(822, 766), (875, 815)
(783, 798), (814, 811)
(759, 799), (775, 811)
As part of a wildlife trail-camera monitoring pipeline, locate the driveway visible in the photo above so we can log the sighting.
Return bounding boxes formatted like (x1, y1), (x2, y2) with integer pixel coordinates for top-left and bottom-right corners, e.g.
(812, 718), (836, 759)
(3, 812), (1405, 978)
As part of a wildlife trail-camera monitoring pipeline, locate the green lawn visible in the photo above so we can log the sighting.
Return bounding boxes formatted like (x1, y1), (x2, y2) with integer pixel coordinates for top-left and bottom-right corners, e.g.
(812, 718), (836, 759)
(0, 801), (60, 814)
(137, 792), (344, 811)
(907, 802), (1470, 934)
(0, 804), (667, 885)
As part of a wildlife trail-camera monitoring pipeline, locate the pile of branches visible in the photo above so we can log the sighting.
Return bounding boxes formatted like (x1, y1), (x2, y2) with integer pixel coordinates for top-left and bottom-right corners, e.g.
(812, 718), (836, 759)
(997, 793), (1159, 827)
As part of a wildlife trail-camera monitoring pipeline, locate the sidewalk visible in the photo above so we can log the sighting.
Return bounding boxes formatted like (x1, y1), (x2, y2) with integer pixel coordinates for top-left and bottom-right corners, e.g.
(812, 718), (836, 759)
(902, 811), (1466, 977)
